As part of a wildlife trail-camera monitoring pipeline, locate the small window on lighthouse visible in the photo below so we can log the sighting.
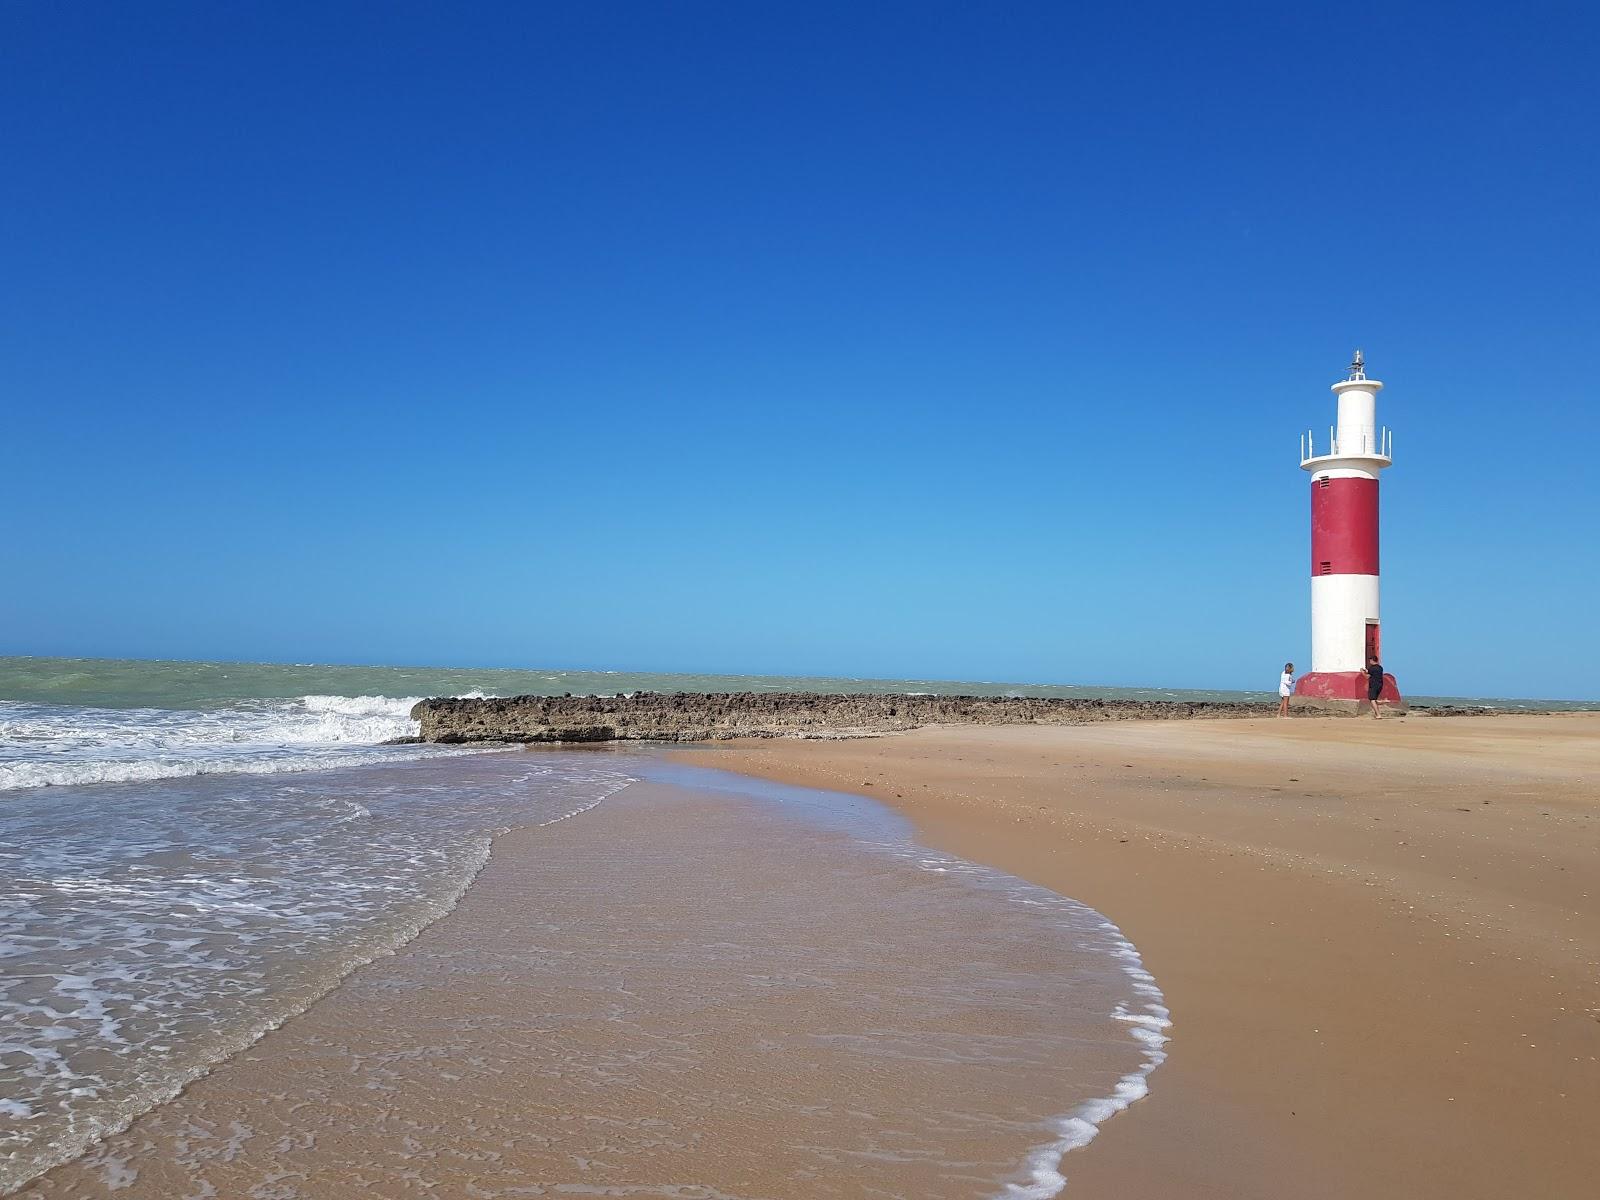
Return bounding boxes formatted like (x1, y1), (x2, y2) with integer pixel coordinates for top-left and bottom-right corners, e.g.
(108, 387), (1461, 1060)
(1319, 561), (1333, 574)
(1317, 476), (1331, 488)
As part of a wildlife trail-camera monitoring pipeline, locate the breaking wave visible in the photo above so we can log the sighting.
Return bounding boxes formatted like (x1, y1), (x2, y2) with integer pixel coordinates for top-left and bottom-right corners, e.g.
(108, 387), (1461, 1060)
(0, 694), (491, 791)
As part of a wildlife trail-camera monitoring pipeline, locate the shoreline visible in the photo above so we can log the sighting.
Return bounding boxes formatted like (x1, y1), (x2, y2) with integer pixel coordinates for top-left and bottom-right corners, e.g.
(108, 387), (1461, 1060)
(674, 713), (1600, 1198)
(12, 715), (1597, 1197)
(16, 764), (1173, 1199)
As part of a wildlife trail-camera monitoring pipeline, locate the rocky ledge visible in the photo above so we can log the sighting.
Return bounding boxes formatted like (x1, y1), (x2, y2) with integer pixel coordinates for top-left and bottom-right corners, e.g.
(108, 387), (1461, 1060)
(410, 691), (1278, 744)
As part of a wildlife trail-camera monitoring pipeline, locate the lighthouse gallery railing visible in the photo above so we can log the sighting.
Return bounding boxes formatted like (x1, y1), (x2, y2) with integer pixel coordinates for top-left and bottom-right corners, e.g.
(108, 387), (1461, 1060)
(1300, 426), (1393, 463)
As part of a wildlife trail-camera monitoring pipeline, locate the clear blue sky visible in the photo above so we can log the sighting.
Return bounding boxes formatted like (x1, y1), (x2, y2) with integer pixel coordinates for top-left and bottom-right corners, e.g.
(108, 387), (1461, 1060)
(3, 2), (1596, 699)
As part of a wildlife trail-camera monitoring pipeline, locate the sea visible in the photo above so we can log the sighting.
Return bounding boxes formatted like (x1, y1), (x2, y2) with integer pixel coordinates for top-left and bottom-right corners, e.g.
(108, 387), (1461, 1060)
(0, 656), (1588, 1197)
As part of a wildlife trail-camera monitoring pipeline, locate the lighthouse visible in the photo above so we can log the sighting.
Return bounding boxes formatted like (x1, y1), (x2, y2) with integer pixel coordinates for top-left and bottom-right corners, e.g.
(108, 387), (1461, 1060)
(1291, 351), (1405, 713)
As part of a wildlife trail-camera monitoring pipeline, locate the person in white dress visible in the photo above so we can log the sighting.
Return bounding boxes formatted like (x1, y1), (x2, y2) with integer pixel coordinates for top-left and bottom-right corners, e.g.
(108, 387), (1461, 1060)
(1278, 662), (1295, 717)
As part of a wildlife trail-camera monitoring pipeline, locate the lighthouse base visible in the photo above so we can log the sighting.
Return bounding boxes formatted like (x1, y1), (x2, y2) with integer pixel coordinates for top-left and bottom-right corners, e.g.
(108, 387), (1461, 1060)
(1290, 671), (1407, 716)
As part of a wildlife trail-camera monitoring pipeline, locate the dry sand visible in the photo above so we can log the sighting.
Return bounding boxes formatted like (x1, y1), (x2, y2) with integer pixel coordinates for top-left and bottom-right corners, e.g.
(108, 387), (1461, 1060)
(677, 713), (1600, 1199)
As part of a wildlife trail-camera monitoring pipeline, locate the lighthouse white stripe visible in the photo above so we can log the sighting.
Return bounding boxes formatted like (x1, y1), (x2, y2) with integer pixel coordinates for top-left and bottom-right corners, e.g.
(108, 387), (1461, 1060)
(1310, 574), (1379, 674)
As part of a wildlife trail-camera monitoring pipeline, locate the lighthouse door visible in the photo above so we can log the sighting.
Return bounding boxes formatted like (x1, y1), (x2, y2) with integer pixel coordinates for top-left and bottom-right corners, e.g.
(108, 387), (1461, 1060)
(1365, 622), (1381, 662)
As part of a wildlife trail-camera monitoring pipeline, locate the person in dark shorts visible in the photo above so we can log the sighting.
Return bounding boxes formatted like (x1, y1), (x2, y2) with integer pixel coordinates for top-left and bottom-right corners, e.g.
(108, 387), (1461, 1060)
(1366, 655), (1385, 718)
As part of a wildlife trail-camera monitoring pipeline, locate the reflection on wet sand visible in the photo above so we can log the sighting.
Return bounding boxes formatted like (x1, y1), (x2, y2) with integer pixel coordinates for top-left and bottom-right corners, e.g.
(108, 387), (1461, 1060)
(22, 769), (1161, 1199)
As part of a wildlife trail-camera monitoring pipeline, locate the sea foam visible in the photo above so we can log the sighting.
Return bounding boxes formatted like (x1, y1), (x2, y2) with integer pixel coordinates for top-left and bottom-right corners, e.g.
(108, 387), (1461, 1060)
(0, 751), (637, 1194)
(0, 694), (491, 791)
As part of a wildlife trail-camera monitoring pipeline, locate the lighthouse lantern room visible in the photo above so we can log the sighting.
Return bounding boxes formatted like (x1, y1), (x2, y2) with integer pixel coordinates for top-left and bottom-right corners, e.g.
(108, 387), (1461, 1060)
(1291, 351), (1405, 713)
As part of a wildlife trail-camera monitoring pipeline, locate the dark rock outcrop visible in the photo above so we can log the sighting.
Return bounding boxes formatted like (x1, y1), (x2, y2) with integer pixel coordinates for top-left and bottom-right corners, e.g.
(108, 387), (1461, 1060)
(411, 691), (1280, 744)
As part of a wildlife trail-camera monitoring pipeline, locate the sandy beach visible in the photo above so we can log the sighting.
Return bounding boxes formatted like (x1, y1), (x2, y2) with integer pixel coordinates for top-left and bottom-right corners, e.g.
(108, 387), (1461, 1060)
(678, 712), (1600, 1199)
(10, 709), (1596, 1198)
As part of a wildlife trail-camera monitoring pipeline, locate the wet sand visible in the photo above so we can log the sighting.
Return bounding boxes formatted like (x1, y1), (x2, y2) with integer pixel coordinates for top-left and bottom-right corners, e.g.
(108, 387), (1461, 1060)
(678, 713), (1600, 1199)
(19, 771), (1158, 1199)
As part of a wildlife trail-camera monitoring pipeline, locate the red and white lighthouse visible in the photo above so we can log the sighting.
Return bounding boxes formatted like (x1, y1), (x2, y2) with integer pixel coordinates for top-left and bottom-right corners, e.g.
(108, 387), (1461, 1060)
(1291, 351), (1405, 713)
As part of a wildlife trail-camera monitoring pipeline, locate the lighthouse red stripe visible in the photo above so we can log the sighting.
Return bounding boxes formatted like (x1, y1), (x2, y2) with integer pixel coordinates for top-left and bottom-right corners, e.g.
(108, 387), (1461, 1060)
(1310, 477), (1379, 576)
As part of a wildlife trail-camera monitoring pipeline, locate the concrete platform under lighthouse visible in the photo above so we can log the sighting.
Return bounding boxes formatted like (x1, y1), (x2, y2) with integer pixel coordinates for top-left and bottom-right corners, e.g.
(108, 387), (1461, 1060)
(1291, 671), (1407, 716)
